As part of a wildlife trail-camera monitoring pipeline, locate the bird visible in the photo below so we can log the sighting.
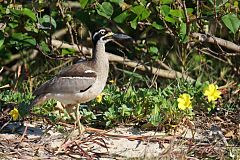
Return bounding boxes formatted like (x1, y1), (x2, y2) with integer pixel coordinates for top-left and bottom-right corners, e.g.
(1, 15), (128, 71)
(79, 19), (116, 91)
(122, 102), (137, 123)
(28, 28), (132, 134)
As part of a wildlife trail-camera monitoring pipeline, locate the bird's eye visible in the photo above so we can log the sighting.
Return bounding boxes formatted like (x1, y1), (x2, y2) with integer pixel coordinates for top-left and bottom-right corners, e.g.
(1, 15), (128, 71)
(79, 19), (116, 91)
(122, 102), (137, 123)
(100, 31), (105, 34)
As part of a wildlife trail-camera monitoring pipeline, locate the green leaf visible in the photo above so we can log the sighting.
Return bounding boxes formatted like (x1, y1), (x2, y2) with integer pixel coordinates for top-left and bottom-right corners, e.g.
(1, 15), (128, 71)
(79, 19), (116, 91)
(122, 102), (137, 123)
(0, 38), (4, 48)
(164, 16), (175, 24)
(161, 0), (173, 4)
(140, 8), (150, 20)
(221, 14), (240, 34)
(187, 8), (194, 15)
(130, 5), (150, 29)
(160, 5), (170, 16)
(130, 17), (138, 29)
(40, 41), (50, 53)
(8, 22), (18, 28)
(79, 0), (89, 9)
(0, 32), (4, 48)
(131, 5), (143, 15)
(61, 48), (76, 55)
(149, 105), (162, 126)
(152, 105), (160, 115)
(140, 0), (147, 6)
(96, 2), (113, 19)
(134, 104), (143, 117)
(40, 15), (57, 28)
(149, 46), (158, 54)
(110, 0), (124, 4)
(193, 54), (203, 63)
(234, 1), (239, 8)
(104, 107), (116, 120)
(131, 5), (150, 20)
(114, 11), (129, 23)
(119, 67), (145, 80)
(169, 9), (184, 18)
(10, 9), (22, 16)
(118, 104), (131, 117)
(22, 8), (36, 21)
(10, 32), (36, 47)
(180, 22), (187, 42)
(208, 0), (228, 6)
(25, 21), (38, 33)
(152, 22), (164, 30)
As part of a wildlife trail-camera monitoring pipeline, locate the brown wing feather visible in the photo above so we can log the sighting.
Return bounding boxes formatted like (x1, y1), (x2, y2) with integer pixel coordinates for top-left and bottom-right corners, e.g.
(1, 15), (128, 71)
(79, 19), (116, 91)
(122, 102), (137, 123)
(33, 62), (97, 96)
(58, 61), (95, 77)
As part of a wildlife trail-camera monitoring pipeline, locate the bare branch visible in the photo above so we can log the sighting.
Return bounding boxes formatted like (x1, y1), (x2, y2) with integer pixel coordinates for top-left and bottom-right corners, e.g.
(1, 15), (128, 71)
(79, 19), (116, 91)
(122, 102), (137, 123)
(51, 40), (195, 82)
(56, 1), (75, 45)
(52, 28), (68, 39)
(191, 32), (240, 53)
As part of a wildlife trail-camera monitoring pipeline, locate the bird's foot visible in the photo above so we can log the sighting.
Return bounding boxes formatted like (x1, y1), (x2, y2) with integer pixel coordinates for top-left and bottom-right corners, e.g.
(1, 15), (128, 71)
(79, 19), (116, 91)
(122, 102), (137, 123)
(55, 128), (87, 155)
(56, 128), (85, 154)
(56, 103), (85, 135)
(55, 138), (72, 154)
(76, 121), (85, 135)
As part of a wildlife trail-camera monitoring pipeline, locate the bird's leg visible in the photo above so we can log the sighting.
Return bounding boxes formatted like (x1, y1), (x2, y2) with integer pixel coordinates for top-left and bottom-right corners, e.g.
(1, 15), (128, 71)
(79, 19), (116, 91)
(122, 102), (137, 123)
(57, 104), (85, 153)
(65, 104), (85, 135)
(65, 104), (76, 120)
(55, 102), (73, 120)
(76, 104), (85, 135)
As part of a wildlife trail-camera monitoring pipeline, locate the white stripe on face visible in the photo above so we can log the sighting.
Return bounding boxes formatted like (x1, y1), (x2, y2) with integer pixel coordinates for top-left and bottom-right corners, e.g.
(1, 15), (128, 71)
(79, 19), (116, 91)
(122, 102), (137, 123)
(93, 29), (106, 40)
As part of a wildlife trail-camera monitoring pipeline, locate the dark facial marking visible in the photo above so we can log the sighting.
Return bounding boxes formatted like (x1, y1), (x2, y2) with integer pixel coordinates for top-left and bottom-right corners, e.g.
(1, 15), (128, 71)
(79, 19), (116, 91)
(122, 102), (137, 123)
(92, 28), (112, 45)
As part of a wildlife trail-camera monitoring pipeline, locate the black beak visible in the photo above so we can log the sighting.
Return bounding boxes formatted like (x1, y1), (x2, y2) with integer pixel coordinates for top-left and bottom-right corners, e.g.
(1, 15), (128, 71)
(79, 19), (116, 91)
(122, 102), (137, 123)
(112, 33), (132, 40)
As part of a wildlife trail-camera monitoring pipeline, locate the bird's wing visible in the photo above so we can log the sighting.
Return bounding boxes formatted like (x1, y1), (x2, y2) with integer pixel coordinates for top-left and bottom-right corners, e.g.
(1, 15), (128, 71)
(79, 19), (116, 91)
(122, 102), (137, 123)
(33, 63), (97, 96)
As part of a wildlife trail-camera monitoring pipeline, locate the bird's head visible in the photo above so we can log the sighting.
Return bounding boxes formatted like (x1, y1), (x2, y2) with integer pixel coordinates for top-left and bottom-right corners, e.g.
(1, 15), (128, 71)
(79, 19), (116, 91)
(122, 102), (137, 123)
(92, 28), (132, 46)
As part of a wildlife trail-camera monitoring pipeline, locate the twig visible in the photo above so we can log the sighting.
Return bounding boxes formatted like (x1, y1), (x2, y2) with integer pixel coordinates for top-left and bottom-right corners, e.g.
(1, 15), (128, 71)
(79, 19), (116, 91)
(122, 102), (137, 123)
(51, 39), (195, 82)
(0, 119), (11, 131)
(56, 1), (75, 45)
(63, 1), (80, 8)
(0, 67), (3, 73)
(47, 59), (72, 74)
(13, 65), (21, 91)
(200, 48), (229, 64)
(112, 54), (194, 82)
(182, 0), (190, 34)
(18, 123), (28, 143)
(73, 141), (93, 160)
(84, 127), (173, 143)
(191, 32), (240, 52)
(0, 84), (10, 89)
(1, 49), (38, 75)
(52, 28), (68, 39)
(73, 23), (86, 57)
(156, 60), (173, 71)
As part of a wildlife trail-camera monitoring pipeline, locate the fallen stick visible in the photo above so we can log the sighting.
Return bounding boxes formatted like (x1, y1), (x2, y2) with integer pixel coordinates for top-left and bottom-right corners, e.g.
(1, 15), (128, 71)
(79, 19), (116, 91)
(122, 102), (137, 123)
(85, 127), (173, 142)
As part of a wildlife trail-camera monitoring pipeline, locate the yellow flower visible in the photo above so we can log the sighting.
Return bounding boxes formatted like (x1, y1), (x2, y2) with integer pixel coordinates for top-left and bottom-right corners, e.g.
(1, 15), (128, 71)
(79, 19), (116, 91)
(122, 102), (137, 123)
(9, 108), (19, 121)
(204, 84), (221, 102)
(109, 79), (116, 84)
(177, 93), (192, 110)
(96, 93), (104, 103)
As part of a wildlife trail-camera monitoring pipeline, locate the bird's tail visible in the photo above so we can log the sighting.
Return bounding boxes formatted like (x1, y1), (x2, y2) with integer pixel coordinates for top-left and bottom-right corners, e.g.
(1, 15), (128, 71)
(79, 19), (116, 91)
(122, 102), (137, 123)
(26, 95), (47, 112)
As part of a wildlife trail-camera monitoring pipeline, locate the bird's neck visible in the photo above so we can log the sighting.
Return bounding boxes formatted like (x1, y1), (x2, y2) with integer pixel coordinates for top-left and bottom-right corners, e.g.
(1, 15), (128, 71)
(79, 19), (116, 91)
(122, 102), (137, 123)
(93, 42), (108, 61)
(92, 41), (109, 68)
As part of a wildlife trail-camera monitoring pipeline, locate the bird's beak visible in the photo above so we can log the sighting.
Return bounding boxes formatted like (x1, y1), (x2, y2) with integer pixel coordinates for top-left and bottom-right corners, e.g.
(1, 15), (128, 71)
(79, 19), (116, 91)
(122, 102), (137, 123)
(112, 33), (132, 40)
(105, 32), (114, 37)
